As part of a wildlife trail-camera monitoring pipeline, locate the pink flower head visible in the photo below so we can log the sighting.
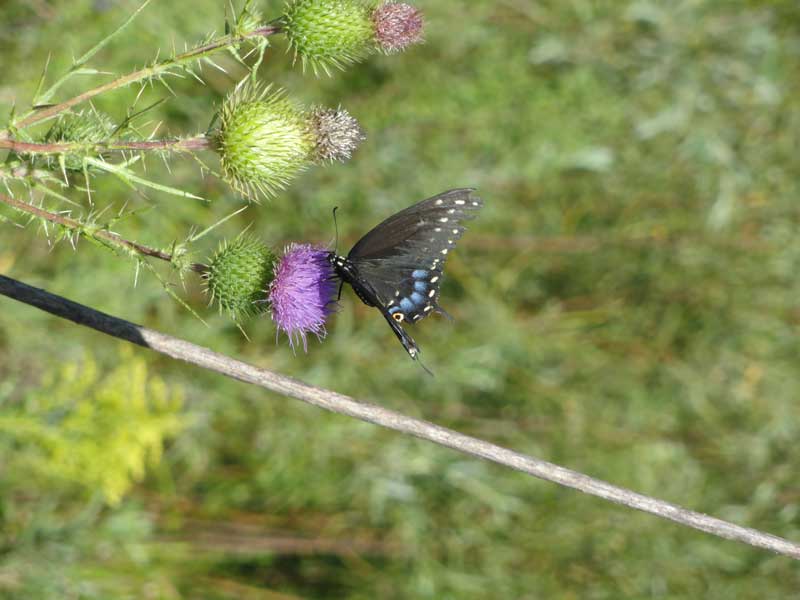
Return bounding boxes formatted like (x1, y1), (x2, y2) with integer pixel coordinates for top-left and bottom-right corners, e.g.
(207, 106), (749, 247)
(372, 2), (424, 53)
(268, 243), (338, 351)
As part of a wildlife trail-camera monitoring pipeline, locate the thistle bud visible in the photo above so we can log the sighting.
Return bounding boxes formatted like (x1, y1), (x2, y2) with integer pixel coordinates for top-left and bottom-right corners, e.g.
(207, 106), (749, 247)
(213, 81), (364, 200)
(204, 235), (277, 320)
(214, 82), (314, 200)
(268, 243), (338, 351)
(282, 0), (424, 76)
(371, 2), (423, 53)
(42, 111), (116, 171)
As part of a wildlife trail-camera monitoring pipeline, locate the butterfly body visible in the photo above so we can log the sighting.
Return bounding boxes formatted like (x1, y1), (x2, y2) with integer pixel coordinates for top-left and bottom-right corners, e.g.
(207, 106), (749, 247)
(329, 188), (482, 363)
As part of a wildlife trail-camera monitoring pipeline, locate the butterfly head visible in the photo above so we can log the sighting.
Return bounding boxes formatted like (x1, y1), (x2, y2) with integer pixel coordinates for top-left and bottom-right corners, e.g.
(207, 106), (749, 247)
(328, 253), (377, 307)
(327, 252), (349, 274)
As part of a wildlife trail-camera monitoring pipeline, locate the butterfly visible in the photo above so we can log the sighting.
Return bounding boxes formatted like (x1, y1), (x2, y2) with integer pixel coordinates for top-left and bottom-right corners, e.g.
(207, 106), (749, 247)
(328, 188), (483, 368)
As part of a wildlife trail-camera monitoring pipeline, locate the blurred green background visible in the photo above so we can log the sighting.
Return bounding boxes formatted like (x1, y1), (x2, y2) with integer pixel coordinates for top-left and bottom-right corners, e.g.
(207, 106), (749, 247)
(2, 0), (800, 597)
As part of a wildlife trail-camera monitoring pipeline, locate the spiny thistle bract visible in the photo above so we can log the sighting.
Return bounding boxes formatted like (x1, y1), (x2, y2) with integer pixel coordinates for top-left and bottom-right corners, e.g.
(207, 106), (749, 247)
(42, 111), (117, 171)
(213, 82), (365, 200)
(282, 0), (424, 76)
(205, 235), (277, 320)
(268, 243), (338, 351)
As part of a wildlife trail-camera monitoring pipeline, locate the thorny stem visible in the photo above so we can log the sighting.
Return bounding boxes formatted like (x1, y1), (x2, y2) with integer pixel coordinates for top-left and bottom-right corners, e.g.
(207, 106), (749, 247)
(0, 24), (282, 137)
(0, 192), (208, 274)
(0, 135), (213, 155)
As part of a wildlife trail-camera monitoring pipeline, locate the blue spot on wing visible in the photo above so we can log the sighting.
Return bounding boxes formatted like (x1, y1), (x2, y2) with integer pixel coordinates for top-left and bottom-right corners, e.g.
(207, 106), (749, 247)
(412, 270), (428, 279)
(400, 298), (414, 312)
(414, 280), (428, 292)
(410, 292), (425, 304)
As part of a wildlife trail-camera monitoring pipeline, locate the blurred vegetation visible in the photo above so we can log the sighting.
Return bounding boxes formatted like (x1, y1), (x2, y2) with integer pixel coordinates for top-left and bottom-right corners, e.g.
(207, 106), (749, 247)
(0, 351), (183, 505)
(2, 0), (800, 597)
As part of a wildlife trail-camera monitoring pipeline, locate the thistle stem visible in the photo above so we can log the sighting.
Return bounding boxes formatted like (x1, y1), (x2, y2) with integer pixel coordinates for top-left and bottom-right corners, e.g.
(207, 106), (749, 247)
(0, 135), (212, 155)
(0, 192), (208, 273)
(0, 24), (282, 137)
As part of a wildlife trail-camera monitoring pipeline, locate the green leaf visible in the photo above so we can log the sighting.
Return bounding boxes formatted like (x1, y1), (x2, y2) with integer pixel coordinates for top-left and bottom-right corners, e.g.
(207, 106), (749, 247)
(34, 0), (154, 106)
(85, 157), (206, 201)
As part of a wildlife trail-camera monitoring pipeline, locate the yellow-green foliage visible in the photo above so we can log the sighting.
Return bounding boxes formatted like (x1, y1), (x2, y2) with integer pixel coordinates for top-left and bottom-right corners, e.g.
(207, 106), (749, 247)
(0, 351), (183, 505)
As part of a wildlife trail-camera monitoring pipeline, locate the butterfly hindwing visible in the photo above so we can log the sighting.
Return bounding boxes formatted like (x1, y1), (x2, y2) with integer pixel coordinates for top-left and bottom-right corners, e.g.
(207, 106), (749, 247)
(355, 261), (442, 323)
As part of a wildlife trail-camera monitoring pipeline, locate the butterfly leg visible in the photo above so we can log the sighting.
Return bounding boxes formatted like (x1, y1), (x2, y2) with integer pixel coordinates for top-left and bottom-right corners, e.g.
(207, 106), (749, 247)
(337, 280), (344, 301)
(435, 304), (454, 322)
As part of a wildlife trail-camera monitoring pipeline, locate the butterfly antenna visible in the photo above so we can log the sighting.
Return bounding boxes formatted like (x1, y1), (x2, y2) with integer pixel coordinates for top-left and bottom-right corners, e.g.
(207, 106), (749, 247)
(332, 206), (340, 253)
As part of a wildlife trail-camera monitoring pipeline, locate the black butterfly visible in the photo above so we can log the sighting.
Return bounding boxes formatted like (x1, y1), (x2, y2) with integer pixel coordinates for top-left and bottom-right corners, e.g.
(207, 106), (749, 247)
(328, 188), (483, 366)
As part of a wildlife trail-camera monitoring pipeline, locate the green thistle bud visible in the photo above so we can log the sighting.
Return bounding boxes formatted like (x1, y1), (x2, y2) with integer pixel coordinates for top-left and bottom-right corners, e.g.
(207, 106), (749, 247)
(42, 111), (116, 171)
(282, 0), (425, 76)
(213, 81), (365, 200)
(282, 0), (375, 76)
(204, 235), (277, 320)
(214, 82), (315, 200)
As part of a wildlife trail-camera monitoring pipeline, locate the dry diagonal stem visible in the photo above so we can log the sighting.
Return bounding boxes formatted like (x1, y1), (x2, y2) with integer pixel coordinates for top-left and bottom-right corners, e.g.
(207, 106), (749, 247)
(0, 274), (799, 561)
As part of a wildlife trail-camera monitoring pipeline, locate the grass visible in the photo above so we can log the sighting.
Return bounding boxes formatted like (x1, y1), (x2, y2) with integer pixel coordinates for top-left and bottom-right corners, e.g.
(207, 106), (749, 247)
(2, 0), (800, 597)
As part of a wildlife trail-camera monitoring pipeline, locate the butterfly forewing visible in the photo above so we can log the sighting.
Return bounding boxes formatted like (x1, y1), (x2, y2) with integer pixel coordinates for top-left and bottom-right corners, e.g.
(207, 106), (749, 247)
(347, 188), (482, 324)
(348, 188), (482, 260)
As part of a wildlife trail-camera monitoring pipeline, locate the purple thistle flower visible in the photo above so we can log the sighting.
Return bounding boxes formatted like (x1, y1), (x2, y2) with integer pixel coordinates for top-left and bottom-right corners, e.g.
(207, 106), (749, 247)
(372, 2), (424, 53)
(268, 243), (338, 351)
